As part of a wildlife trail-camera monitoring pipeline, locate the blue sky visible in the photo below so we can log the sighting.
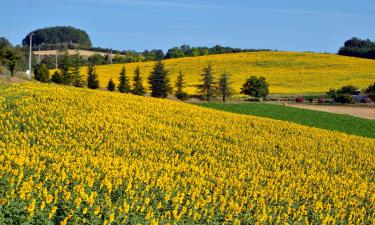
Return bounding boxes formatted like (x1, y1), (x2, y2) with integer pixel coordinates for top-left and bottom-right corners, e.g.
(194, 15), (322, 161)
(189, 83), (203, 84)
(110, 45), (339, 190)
(1, 0), (374, 53)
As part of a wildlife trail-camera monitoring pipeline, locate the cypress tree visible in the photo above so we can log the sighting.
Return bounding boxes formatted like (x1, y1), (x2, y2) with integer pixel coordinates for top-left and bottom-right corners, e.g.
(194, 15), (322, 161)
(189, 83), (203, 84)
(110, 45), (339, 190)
(218, 72), (232, 102)
(118, 66), (131, 93)
(107, 78), (116, 91)
(148, 61), (171, 98)
(132, 66), (146, 96)
(87, 65), (99, 89)
(175, 69), (188, 100)
(198, 63), (216, 101)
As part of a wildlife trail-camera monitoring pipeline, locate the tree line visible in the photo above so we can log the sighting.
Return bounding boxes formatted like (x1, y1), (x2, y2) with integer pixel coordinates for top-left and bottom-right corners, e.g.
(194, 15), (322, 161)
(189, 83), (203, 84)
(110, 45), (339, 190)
(34, 53), (269, 102)
(338, 37), (375, 59)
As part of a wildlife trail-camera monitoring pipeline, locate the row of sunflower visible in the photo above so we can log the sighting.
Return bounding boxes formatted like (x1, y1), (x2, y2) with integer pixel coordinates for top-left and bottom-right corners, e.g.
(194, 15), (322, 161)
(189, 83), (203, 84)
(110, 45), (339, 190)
(0, 82), (374, 224)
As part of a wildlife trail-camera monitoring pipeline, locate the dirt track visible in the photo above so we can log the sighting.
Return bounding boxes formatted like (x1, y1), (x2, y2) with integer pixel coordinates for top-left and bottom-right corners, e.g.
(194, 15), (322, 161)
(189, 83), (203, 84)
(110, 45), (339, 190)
(287, 104), (375, 120)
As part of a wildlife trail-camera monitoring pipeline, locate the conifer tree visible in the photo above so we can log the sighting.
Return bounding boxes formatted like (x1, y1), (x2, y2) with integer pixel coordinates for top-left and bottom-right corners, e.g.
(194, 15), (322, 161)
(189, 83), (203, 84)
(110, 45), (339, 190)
(71, 51), (85, 87)
(59, 50), (73, 85)
(87, 65), (99, 89)
(218, 72), (232, 102)
(198, 63), (216, 101)
(132, 66), (146, 96)
(107, 78), (116, 91)
(175, 69), (188, 100)
(118, 66), (131, 93)
(148, 61), (171, 98)
(34, 63), (50, 83)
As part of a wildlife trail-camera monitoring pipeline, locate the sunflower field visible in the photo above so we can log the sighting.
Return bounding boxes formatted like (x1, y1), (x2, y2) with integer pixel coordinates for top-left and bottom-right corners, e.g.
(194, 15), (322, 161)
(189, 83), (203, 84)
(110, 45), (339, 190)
(0, 82), (374, 224)
(73, 51), (375, 95)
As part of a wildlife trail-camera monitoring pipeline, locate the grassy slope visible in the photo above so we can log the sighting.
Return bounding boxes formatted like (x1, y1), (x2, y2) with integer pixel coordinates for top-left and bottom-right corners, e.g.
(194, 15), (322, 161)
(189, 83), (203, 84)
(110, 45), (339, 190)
(75, 51), (375, 94)
(197, 102), (375, 138)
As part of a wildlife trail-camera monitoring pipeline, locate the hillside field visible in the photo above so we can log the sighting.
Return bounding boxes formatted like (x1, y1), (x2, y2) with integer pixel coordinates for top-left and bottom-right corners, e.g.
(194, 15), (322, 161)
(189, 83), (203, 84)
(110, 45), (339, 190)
(74, 51), (375, 95)
(1, 82), (374, 224)
(196, 102), (375, 138)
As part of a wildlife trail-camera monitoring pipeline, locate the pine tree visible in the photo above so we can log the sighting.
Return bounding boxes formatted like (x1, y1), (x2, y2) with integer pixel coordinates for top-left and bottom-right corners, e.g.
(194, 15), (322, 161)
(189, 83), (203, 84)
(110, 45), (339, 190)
(175, 69), (188, 100)
(218, 72), (232, 102)
(71, 51), (85, 87)
(132, 66), (146, 96)
(148, 61), (171, 98)
(87, 65), (99, 89)
(118, 66), (131, 93)
(198, 63), (216, 101)
(34, 63), (50, 83)
(59, 50), (73, 85)
(107, 78), (116, 91)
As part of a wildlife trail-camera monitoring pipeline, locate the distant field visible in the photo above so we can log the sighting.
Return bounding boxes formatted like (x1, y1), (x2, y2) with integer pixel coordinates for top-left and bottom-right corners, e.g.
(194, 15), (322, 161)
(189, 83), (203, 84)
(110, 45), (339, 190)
(197, 102), (375, 138)
(34, 49), (113, 57)
(72, 51), (375, 94)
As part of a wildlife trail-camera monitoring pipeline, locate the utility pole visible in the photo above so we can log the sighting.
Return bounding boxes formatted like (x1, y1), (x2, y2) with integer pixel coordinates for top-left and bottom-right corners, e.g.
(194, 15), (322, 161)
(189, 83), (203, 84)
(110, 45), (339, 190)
(110, 51), (113, 64)
(55, 51), (58, 70)
(37, 46), (41, 64)
(28, 33), (33, 79)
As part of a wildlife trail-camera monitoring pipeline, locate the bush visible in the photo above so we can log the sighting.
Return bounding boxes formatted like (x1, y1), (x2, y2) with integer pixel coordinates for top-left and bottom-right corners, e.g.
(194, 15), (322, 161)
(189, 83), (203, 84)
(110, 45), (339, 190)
(295, 97), (304, 103)
(51, 71), (63, 84)
(176, 92), (189, 101)
(241, 76), (269, 98)
(34, 64), (50, 83)
(318, 97), (325, 104)
(335, 94), (352, 104)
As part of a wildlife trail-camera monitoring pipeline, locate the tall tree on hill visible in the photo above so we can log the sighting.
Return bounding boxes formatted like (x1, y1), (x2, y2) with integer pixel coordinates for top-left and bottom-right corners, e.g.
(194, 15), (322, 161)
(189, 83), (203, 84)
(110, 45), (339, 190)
(198, 63), (216, 101)
(148, 61), (171, 98)
(175, 69), (188, 100)
(59, 50), (73, 85)
(87, 65), (99, 89)
(71, 51), (85, 87)
(218, 72), (232, 102)
(132, 66), (146, 96)
(118, 66), (131, 93)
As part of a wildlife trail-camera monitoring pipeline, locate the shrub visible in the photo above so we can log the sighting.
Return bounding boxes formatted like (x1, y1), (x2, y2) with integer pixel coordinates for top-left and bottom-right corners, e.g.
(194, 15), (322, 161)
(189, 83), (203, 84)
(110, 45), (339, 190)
(241, 76), (269, 98)
(176, 92), (189, 101)
(295, 97), (304, 103)
(107, 79), (116, 91)
(335, 94), (352, 104)
(34, 64), (50, 83)
(51, 71), (63, 84)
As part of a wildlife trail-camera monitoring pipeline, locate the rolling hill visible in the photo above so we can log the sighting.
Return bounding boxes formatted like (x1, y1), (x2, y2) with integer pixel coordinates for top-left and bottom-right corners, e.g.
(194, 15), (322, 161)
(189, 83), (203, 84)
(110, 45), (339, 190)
(75, 51), (375, 95)
(1, 82), (374, 224)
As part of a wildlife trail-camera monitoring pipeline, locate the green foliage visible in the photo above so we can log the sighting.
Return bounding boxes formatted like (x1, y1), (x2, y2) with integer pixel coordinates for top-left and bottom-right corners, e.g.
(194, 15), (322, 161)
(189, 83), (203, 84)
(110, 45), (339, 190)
(71, 51), (85, 87)
(175, 70), (189, 100)
(88, 53), (108, 65)
(327, 85), (358, 103)
(3, 48), (21, 76)
(51, 71), (63, 84)
(132, 66), (146, 96)
(34, 64), (50, 83)
(22, 26), (92, 49)
(338, 37), (375, 59)
(87, 65), (99, 89)
(107, 78), (116, 91)
(118, 66), (131, 93)
(240, 76), (269, 98)
(148, 61), (171, 98)
(366, 82), (375, 101)
(218, 72), (232, 102)
(197, 64), (216, 101)
(59, 50), (73, 85)
(197, 102), (375, 138)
